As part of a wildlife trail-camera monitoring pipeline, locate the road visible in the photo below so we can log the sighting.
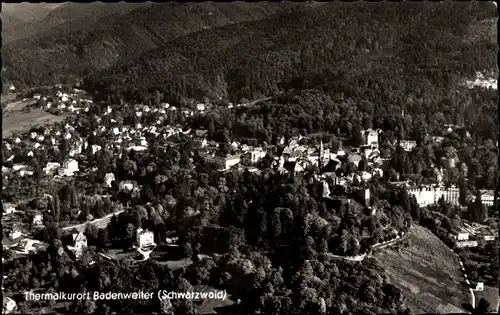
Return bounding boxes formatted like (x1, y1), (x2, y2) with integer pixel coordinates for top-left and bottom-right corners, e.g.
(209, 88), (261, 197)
(62, 210), (125, 232)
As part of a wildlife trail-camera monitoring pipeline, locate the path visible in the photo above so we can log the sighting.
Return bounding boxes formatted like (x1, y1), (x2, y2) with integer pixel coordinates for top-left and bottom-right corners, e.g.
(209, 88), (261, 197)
(327, 224), (412, 262)
(245, 96), (272, 107)
(447, 245), (476, 311)
(62, 210), (125, 232)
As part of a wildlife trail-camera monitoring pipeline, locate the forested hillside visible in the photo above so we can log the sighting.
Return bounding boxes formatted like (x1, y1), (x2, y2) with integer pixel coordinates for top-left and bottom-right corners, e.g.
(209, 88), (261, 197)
(84, 1), (496, 105)
(3, 1), (310, 88)
(2, 3), (150, 44)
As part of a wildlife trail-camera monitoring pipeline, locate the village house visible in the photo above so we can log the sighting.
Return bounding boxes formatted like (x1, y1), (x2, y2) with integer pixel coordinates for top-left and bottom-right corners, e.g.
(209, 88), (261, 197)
(44, 162), (61, 176)
(136, 228), (156, 249)
(203, 152), (241, 170)
(8, 226), (22, 240)
(119, 180), (136, 192)
(456, 240), (478, 248)
(243, 148), (267, 165)
(474, 281), (484, 292)
(3, 203), (16, 215)
(196, 103), (206, 111)
(450, 228), (470, 241)
(33, 212), (44, 227)
(477, 190), (495, 206)
(104, 173), (116, 188)
(58, 159), (79, 176)
(347, 154), (362, 168)
(3, 297), (17, 314)
(400, 140), (417, 152)
(67, 232), (87, 257)
(362, 129), (380, 147)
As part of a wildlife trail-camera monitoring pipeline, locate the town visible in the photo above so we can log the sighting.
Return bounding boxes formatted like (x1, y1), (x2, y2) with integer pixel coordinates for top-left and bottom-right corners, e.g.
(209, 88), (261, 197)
(2, 2), (499, 314)
(2, 80), (498, 314)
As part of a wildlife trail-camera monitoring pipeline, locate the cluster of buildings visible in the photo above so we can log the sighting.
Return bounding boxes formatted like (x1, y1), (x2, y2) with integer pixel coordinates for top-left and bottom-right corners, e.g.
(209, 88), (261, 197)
(450, 221), (496, 247)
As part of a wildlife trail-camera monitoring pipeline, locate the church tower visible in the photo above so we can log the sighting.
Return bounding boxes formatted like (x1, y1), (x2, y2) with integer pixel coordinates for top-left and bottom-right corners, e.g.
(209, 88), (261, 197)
(319, 139), (324, 171)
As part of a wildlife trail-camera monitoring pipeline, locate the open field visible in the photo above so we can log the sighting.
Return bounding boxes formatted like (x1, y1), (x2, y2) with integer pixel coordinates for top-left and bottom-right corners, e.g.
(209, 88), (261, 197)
(374, 225), (469, 314)
(3, 108), (70, 138)
(3, 99), (35, 112)
(476, 285), (499, 311)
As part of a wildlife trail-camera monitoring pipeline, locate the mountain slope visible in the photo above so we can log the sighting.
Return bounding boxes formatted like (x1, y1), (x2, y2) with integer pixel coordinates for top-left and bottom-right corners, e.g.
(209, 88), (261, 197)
(2, 2), (152, 44)
(2, 1), (310, 88)
(1, 3), (61, 42)
(84, 1), (496, 103)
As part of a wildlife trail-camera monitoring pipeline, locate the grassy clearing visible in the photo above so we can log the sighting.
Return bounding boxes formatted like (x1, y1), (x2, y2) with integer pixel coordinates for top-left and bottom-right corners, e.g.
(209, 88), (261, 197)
(476, 285), (499, 311)
(3, 108), (70, 138)
(374, 225), (469, 314)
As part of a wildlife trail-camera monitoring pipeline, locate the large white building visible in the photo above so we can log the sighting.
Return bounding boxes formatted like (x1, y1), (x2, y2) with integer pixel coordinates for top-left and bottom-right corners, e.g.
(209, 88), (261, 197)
(477, 190), (495, 206)
(203, 152), (241, 170)
(408, 185), (459, 207)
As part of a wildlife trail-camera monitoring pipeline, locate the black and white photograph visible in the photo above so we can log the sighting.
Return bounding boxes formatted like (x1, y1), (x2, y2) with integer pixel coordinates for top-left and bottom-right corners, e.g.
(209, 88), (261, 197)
(1, 1), (499, 314)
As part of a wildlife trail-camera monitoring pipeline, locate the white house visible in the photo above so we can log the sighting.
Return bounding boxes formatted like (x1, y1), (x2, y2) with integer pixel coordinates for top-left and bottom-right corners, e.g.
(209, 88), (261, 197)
(196, 103), (206, 111)
(67, 232), (87, 257)
(474, 282), (484, 292)
(91, 144), (102, 155)
(8, 228), (22, 240)
(400, 140), (417, 152)
(33, 213), (44, 226)
(3, 203), (16, 215)
(362, 129), (379, 147)
(12, 164), (27, 172)
(136, 228), (156, 249)
(245, 148), (266, 165)
(58, 159), (79, 176)
(104, 173), (116, 188)
(3, 297), (17, 314)
(453, 229), (470, 241)
(45, 162), (61, 176)
(119, 180), (136, 192)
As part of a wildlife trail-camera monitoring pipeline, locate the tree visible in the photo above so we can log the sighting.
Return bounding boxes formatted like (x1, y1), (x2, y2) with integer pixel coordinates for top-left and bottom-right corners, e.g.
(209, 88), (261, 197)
(123, 160), (137, 177)
(85, 224), (99, 246)
(97, 229), (110, 251)
(475, 298), (490, 315)
(352, 126), (364, 147)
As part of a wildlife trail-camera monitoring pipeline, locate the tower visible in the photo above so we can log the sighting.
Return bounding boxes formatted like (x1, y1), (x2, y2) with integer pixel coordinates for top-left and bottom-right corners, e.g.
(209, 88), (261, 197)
(319, 139), (324, 171)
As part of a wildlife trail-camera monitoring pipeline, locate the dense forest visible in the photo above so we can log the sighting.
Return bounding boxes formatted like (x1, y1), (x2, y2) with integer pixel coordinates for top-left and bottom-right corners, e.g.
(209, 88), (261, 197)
(83, 1), (496, 104)
(2, 2), (309, 88)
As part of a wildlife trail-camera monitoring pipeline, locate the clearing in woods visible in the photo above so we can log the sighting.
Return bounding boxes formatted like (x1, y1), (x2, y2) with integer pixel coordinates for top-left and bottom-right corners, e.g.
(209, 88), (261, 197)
(374, 225), (470, 314)
(476, 285), (499, 311)
(3, 105), (70, 138)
